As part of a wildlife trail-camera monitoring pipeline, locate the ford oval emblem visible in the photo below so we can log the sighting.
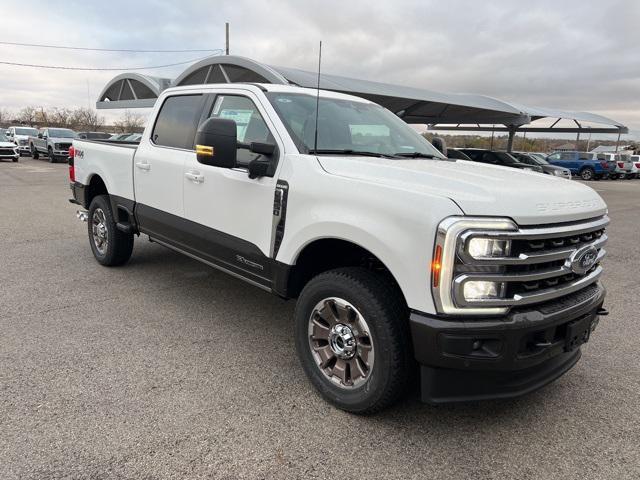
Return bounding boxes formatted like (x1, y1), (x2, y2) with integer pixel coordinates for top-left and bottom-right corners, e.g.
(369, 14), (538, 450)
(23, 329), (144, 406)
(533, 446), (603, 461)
(569, 245), (598, 275)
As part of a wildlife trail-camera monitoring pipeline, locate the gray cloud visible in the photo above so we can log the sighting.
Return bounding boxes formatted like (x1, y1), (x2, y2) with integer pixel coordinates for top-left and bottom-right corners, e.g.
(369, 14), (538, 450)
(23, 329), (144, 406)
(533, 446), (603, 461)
(1, 0), (638, 136)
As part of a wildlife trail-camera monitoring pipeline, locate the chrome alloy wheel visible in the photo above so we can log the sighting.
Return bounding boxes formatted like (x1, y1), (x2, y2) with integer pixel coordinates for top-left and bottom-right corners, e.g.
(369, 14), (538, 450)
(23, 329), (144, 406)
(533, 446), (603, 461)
(91, 208), (109, 255)
(308, 297), (374, 389)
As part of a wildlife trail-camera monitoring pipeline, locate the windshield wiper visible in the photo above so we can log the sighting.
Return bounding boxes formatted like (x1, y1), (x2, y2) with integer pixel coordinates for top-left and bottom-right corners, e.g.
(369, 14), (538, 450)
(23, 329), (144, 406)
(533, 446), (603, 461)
(308, 149), (401, 159)
(394, 152), (439, 159)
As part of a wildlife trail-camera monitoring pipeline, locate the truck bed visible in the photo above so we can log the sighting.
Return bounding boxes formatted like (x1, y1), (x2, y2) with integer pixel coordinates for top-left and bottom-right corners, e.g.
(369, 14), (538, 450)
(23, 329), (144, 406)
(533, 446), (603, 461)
(73, 139), (138, 202)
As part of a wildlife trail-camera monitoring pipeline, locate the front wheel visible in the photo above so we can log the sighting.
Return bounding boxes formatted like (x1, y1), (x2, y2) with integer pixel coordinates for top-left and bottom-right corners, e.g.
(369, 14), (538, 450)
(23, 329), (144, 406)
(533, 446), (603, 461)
(294, 267), (413, 414)
(580, 167), (595, 181)
(31, 145), (39, 159)
(87, 195), (134, 266)
(47, 147), (55, 163)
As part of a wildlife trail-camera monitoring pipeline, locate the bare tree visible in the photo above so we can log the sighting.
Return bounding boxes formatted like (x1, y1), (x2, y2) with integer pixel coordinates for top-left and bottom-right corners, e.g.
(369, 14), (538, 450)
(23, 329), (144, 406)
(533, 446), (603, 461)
(17, 106), (38, 126)
(113, 110), (145, 133)
(0, 107), (11, 126)
(48, 107), (74, 128)
(70, 108), (104, 131)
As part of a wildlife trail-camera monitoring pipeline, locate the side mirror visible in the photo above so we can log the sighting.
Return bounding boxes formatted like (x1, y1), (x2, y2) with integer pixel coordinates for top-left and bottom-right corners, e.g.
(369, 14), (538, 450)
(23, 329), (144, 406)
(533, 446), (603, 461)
(38, 133), (43, 139)
(195, 117), (237, 168)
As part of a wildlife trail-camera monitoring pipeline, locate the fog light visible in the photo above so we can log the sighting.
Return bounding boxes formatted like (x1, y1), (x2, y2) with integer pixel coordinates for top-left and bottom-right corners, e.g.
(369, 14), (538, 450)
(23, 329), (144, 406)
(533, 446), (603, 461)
(467, 238), (511, 259)
(463, 281), (504, 301)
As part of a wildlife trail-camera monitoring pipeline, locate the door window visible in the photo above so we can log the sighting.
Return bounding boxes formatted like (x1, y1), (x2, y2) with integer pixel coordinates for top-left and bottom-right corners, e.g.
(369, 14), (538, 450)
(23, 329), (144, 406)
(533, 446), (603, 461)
(560, 153), (574, 160)
(548, 153), (561, 161)
(208, 95), (275, 166)
(151, 94), (204, 150)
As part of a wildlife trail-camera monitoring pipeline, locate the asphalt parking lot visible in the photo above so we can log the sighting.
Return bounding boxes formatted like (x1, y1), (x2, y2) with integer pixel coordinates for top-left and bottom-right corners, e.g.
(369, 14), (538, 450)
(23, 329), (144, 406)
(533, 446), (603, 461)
(1, 156), (639, 480)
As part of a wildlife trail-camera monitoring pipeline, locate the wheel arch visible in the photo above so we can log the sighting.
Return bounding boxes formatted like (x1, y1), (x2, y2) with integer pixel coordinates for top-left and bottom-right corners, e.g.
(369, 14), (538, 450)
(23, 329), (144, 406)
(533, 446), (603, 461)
(84, 174), (109, 208)
(284, 236), (408, 308)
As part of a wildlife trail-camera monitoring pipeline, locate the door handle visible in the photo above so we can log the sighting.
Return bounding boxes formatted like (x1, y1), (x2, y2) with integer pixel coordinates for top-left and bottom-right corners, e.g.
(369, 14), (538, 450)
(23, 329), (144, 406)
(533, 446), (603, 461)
(185, 171), (204, 183)
(135, 162), (151, 171)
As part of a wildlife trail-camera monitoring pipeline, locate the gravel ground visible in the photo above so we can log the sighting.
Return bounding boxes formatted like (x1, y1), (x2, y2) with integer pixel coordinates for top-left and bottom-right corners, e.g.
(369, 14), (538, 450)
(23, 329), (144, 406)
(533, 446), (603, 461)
(1, 157), (639, 480)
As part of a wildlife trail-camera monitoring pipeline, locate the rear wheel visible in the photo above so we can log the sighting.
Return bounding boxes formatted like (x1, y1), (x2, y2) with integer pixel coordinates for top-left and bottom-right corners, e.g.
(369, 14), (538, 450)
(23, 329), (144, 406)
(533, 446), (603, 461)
(31, 144), (39, 159)
(579, 167), (595, 181)
(294, 267), (413, 414)
(88, 195), (134, 266)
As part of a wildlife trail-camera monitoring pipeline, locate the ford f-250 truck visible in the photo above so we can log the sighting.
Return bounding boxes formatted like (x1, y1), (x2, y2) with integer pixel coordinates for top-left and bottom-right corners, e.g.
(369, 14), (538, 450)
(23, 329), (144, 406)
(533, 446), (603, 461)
(30, 127), (77, 163)
(69, 83), (609, 413)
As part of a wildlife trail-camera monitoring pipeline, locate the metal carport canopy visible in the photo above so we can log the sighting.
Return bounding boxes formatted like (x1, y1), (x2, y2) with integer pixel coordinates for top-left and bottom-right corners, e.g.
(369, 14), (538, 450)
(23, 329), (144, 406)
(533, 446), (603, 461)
(94, 55), (627, 141)
(270, 64), (531, 126)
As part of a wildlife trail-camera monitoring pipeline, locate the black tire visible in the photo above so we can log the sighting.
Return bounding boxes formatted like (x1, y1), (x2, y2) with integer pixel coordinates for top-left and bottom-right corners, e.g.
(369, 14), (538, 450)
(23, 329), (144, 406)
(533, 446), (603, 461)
(12, 157), (18, 162)
(47, 147), (55, 163)
(87, 195), (134, 266)
(579, 167), (595, 181)
(31, 144), (39, 159)
(294, 267), (413, 414)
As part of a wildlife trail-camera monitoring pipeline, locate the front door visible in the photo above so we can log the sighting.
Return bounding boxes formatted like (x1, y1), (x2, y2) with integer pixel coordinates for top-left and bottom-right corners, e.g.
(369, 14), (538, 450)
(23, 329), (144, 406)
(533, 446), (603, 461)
(182, 90), (285, 288)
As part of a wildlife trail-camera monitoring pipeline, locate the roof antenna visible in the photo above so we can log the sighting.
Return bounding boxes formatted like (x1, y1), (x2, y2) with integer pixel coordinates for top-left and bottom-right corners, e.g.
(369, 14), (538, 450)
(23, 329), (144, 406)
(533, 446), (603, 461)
(313, 41), (322, 153)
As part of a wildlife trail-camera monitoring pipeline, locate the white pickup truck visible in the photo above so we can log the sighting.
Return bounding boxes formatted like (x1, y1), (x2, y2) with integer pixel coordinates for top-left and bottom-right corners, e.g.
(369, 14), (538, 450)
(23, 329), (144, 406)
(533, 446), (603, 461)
(70, 83), (609, 413)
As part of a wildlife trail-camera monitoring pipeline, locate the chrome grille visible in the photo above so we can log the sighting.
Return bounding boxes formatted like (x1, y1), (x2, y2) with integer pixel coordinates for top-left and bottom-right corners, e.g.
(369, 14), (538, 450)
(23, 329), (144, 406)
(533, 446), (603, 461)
(452, 216), (608, 310)
(0, 147), (16, 156)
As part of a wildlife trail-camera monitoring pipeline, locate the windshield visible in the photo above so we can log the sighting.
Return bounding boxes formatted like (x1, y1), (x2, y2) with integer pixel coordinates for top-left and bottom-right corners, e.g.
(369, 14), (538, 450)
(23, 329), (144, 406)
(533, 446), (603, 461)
(0, 132), (8, 142)
(14, 127), (38, 136)
(523, 153), (547, 165)
(495, 152), (520, 164)
(48, 128), (76, 138)
(528, 153), (549, 165)
(267, 92), (445, 159)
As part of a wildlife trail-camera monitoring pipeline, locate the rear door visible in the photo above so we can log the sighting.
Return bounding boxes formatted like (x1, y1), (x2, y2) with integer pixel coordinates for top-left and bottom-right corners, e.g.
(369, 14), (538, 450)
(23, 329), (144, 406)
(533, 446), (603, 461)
(133, 93), (206, 242)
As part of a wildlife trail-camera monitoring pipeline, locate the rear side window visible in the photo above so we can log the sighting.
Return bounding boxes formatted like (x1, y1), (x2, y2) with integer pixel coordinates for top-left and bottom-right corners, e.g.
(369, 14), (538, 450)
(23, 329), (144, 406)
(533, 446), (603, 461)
(152, 94), (204, 150)
(560, 153), (574, 160)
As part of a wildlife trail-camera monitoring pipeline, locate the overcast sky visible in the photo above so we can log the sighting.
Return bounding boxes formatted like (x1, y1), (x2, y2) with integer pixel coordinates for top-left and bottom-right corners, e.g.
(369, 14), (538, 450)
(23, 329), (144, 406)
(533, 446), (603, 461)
(1, 0), (638, 138)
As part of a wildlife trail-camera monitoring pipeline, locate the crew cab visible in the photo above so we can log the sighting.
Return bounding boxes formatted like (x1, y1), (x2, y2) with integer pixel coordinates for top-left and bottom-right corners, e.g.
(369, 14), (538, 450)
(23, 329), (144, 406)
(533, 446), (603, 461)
(457, 148), (544, 173)
(6, 126), (39, 155)
(29, 127), (77, 163)
(546, 151), (615, 181)
(69, 83), (609, 413)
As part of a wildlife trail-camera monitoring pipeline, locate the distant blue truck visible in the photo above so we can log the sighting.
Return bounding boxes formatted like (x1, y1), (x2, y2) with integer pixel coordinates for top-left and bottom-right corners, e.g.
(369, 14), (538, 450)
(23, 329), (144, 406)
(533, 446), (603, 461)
(546, 151), (616, 180)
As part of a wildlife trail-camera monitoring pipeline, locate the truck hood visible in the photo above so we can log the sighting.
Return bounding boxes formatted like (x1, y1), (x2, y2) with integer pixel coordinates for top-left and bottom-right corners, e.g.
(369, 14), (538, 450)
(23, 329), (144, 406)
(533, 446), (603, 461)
(0, 141), (16, 148)
(316, 156), (607, 225)
(48, 137), (75, 143)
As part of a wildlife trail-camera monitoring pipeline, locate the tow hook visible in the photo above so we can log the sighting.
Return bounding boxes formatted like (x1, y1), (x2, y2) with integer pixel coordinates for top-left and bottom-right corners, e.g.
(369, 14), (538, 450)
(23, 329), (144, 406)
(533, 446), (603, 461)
(596, 307), (609, 316)
(76, 210), (88, 222)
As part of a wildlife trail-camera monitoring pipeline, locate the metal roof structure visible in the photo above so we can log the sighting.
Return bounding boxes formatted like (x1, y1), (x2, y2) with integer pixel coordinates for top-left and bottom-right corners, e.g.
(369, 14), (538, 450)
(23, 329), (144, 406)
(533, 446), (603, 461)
(96, 55), (628, 150)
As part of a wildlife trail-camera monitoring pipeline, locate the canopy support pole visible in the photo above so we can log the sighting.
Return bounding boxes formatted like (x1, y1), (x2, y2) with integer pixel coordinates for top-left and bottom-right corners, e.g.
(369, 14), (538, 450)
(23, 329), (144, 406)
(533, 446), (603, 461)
(615, 132), (621, 152)
(506, 126), (516, 152)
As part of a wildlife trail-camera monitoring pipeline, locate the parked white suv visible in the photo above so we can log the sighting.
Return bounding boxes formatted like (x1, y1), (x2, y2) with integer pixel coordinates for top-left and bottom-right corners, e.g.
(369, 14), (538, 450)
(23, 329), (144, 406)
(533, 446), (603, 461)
(69, 83), (609, 413)
(6, 126), (39, 156)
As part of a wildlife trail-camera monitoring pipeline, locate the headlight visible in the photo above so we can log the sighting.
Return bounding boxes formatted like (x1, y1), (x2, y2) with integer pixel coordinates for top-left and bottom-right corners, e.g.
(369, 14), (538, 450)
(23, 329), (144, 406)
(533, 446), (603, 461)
(431, 217), (517, 316)
(467, 238), (511, 259)
(463, 281), (504, 301)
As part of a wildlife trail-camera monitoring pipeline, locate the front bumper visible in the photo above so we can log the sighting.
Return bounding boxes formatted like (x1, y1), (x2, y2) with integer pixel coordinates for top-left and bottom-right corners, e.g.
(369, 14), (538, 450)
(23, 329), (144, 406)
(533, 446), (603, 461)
(410, 282), (606, 403)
